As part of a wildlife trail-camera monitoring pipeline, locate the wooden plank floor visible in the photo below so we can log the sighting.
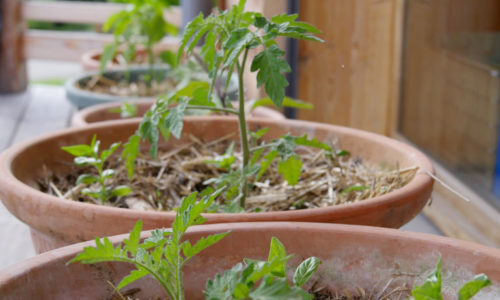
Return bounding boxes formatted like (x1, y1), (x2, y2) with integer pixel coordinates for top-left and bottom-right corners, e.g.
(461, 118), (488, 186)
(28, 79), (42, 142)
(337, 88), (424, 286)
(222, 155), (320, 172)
(0, 84), (441, 270)
(0, 85), (74, 270)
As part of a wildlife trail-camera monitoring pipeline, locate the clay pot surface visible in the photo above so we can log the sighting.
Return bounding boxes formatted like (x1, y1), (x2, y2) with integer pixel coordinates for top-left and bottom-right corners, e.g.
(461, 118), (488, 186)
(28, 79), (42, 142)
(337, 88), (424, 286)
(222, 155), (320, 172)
(0, 222), (499, 299)
(81, 45), (179, 71)
(71, 99), (284, 127)
(0, 117), (433, 252)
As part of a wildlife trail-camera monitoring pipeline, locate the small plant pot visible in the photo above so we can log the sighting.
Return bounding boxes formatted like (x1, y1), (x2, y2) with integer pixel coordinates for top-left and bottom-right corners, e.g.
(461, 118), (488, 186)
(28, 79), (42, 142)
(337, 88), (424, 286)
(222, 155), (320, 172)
(80, 45), (179, 71)
(0, 117), (434, 253)
(0, 222), (498, 299)
(65, 66), (239, 109)
(70, 99), (284, 126)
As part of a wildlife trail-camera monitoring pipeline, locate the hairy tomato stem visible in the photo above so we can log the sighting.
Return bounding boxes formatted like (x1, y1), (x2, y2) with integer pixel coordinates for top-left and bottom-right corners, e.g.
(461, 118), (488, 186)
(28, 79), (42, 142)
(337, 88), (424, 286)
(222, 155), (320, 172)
(237, 47), (250, 208)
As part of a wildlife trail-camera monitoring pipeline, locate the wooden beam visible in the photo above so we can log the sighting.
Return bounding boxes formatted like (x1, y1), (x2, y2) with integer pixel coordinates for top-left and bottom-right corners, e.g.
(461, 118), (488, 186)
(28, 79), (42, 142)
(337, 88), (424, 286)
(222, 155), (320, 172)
(24, 30), (181, 61)
(23, 1), (182, 28)
(297, 0), (403, 136)
(0, 0), (27, 93)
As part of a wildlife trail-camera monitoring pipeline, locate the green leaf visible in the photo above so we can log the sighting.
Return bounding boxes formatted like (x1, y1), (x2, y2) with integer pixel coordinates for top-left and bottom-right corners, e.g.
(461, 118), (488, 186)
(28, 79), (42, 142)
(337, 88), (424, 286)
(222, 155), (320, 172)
(223, 28), (254, 68)
(74, 156), (99, 166)
(163, 100), (187, 139)
(293, 257), (321, 287)
(268, 237), (287, 277)
(76, 174), (98, 185)
(254, 16), (268, 28)
(250, 45), (291, 108)
(177, 13), (204, 62)
(275, 135), (296, 161)
(249, 276), (313, 300)
(176, 81), (210, 98)
(458, 274), (491, 300)
(411, 257), (443, 300)
(102, 169), (116, 179)
(201, 30), (217, 70)
(256, 150), (278, 181)
(122, 134), (141, 179)
(251, 97), (313, 110)
(123, 220), (142, 256)
(233, 283), (250, 299)
(278, 155), (302, 186)
(116, 269), (149, 290)
(111, 185), (132, 197)
(182, 231), (230, 260)
(61, 144), (93, 157)
(109, 102), (138, 118)
(100, 43), (118, 73)
(160, 50), (178, 68)
(340, 185), (369, 195)
(101, 142), (121, 162)
(294, 135), (331, 151)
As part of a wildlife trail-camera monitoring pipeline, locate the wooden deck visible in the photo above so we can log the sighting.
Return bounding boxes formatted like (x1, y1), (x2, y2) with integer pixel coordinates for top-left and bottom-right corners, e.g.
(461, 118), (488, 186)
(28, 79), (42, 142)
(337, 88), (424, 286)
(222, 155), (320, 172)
(0, 84), (441, 270)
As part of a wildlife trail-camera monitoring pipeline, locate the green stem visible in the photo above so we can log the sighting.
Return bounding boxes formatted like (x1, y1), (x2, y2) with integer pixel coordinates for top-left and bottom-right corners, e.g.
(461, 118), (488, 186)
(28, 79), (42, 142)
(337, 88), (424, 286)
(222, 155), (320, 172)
(237, 47), (250, 208)
(185, 105), (238, 115)
(249, 142), (279, 153)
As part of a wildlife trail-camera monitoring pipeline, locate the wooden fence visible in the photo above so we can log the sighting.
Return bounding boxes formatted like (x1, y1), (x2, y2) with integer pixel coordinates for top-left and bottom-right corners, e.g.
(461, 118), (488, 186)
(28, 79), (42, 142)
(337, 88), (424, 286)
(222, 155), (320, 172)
(23, 1), (182, 61)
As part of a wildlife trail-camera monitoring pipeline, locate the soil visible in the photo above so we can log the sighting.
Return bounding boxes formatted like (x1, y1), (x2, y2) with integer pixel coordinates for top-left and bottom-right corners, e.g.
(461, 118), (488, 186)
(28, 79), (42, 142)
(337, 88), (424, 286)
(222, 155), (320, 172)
(77, 73), (178, 98)
(39, 135), (416, 213)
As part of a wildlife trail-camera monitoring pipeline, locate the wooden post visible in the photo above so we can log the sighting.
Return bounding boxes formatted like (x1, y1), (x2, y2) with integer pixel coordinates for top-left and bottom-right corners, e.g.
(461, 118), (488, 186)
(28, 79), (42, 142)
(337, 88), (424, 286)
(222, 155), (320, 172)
(0, 0), (27, 93)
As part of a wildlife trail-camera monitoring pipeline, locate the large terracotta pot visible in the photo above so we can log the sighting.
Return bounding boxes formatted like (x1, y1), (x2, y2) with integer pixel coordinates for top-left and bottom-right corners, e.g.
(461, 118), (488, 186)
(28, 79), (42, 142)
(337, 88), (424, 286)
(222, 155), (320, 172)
(0, 117), (434, 253)
(71, 99), (284, 127)
(0, 223), (498, 299)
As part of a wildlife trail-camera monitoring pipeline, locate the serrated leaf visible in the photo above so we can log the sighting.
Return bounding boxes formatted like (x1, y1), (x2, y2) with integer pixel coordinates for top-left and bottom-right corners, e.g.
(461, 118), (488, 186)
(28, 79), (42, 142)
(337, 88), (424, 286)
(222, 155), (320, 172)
(123, 220), (142, 256)
(163, 101), (187, 139)
(249, 276), (313, 300)
(183, 231), (230, 260)
(223, 28), (253, 68)
(250, 45), (291, 108)
(177, 13), (204, 63)
(278, 155), (302, 186)
(294, 135), (331, 151)
(76, 174), (98, 185)
(116, 268), (149, 290)
(61, 144), (93, 157)
(275, 135), (296, 161)
(411, 257), (443, 300)
(111, 185), (132, 197)
(256, 150), (278, 181)
(268, 237), (287, 277)
(458, 274), (491, 300)
(293, 257), (321, 287)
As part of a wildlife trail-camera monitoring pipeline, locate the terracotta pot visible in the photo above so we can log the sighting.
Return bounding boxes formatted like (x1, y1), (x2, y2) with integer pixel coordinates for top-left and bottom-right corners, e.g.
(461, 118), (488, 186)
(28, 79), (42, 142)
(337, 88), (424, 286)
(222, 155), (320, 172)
(81, 45), (179, 71)
(71, 99), (284, 127)
(0, 222), (498, 299)
(0, 117), (434, 253)
(65, 66), (239, 109)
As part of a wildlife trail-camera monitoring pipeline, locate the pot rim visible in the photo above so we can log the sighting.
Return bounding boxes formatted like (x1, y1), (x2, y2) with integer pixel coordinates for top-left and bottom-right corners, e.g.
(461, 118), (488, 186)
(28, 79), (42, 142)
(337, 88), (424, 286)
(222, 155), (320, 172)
(0, 222), (498, 283)
(65, 65), (172, 102)
(71, 99), (285, 127)
(0, 116), (434, 222)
